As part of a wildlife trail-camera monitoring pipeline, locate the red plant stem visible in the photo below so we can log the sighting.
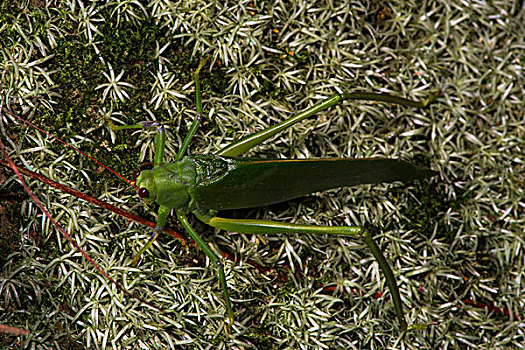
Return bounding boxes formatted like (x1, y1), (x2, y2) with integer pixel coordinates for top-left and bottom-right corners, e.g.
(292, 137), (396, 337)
(2, 107), (132, 184)
(2, 160), (519, 323)
(0, 324), (29, 336)
(0, 158), (284, 278)
(0, 158), (186, 242)
(459, 298), (522, 321)
(0, 140), (164, 313)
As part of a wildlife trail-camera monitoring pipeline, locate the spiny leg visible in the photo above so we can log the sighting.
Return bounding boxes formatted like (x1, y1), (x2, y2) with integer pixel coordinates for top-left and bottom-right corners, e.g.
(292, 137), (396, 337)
(175, 58), (206, 160)
(176, 208), (234, 327)
(106, 58), (208, 163)
(217, 91), (437, 157)
(132, 206), (170, 266)
(203, 216), (408, 331)
(116, 60), (208, 263)
(106, 119), (167, 167)
(129, 124), (168, 265)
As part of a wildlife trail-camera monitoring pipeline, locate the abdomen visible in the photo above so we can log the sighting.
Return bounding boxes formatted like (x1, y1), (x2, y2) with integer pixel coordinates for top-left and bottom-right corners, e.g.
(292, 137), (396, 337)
(188, 155), (436, 210)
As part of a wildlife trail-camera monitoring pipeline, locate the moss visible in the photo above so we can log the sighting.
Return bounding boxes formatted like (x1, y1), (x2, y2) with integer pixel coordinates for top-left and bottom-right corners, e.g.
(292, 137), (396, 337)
(2, 0), (524, 348)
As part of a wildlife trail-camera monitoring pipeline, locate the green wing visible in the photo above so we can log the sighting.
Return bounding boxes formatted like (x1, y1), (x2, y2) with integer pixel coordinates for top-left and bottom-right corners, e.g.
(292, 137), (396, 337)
(188, 155), (437, 210)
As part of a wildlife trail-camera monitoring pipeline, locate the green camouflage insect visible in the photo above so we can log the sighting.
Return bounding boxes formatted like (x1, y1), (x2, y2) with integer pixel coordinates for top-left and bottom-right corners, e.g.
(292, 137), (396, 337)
(118, 61), (438, 331)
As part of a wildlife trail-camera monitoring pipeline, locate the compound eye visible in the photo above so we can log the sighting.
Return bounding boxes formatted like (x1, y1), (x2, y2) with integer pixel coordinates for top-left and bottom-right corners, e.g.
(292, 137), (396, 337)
(133, 170), (141, 181)
(138, 188), (149, 198)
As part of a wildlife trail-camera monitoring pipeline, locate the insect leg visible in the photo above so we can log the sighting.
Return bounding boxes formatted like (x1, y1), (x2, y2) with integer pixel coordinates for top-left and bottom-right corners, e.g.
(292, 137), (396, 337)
(107, 59), (208, 162)
(153, 124), (165, 167)
(206, 216), (408, 331)
(217, 91), (437, 157)
(132, 206), (170, 265)
(175, 59), (207, 160)
(106, 118), (167, 167)
(175, 208), (234, 327)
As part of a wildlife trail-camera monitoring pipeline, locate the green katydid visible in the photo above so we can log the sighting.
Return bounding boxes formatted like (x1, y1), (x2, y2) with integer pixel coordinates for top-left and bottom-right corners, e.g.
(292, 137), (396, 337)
(108, 60), (438, 331)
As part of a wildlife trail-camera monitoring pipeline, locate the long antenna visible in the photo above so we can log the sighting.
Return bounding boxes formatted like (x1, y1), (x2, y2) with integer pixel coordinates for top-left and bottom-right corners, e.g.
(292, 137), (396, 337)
(0, 137), (163, 313)
(2, 107), (133, 185)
